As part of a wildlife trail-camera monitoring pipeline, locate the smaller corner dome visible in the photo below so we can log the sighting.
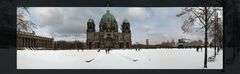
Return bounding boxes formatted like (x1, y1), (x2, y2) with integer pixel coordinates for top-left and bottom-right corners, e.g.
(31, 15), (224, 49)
(123, 18), (129, 23)
(87, 18), (94, 23)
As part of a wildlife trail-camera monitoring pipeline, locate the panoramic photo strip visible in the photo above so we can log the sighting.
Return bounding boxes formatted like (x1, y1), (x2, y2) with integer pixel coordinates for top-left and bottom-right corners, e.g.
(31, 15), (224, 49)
(17, 7), (223, 69)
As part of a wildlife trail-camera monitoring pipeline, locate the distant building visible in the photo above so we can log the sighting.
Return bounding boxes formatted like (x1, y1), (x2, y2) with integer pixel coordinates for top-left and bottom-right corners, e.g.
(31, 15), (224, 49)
(17, 31), (54, 49)
(189, 40), (203, 47)
(86, 10), (132, 49)
(54, 40), (84, 49)
(178, 38), (191, 48)
(146, 39), (149, 46)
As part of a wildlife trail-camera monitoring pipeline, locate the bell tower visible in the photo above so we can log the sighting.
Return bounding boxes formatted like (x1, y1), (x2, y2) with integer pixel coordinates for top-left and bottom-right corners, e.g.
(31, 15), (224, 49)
(122, 18), (131, 33)
(87, 18), (95, 32)
(86, 18), (95, 49)
(122, 18), (132, 48)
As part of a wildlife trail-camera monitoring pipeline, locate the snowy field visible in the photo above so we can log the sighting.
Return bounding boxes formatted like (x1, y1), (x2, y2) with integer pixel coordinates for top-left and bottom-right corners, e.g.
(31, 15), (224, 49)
(17, 48), (223, 69)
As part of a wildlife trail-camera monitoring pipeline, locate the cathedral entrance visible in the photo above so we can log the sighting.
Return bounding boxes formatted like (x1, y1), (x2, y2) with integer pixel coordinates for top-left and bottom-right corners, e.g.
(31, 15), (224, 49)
(119, 43), (123, 48)
(86, 9), (132, 49)
(105, 37), (113, 48)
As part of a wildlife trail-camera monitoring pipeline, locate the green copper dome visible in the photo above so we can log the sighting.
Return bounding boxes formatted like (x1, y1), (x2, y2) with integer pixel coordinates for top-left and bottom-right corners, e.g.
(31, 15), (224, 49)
(100, 10), (117, 24)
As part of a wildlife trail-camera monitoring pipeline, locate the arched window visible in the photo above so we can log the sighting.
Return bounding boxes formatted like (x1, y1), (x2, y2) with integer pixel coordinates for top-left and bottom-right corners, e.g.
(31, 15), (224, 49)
(107, 28), (110, 32)
(126, 26), (129, 30)
(112, 27), (115, 32)
(126, 42), (129, 48)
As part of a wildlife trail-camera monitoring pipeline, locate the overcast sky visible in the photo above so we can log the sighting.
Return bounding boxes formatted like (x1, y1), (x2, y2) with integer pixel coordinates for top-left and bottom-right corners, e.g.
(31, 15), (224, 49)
(24, 7), (206, 44)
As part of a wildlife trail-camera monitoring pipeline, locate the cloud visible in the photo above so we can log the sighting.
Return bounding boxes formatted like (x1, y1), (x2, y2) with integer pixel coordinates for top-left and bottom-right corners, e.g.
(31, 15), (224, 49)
(151, 8), (170, 19)
(29, 7), (97, 41)
(26, 7), (209, 44)
(29, 8), (64, 27)
(128, 8), (150, 22)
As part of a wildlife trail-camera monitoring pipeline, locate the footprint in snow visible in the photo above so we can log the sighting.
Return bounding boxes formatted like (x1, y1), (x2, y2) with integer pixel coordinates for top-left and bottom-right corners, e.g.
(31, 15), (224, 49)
(133, 60), (138, 62)
(85, 58), (95, 63)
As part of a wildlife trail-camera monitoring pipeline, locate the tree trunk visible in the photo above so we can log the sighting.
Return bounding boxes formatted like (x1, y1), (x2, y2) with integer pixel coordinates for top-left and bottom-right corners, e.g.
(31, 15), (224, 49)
(214, 39), (217, 57)
(214, 45), (216, 57)
(204, 24), (208, 68)
(204, 7), (208, 68)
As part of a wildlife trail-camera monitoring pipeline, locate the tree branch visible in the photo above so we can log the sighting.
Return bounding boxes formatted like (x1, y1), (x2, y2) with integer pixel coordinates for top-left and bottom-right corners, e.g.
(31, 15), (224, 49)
(191, 9), (206, 26)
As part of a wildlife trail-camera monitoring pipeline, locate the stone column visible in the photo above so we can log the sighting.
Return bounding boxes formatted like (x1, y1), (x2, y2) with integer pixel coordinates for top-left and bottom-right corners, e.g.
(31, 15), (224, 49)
(20, 37), (22, 47)
(23, 38), (25, 47)
(36, 39), (38, 48)
(23, 37), (25, 47)
(45, 40), (47, 48)
(26, 38), (28, 47)
(39, 40), (40, 47)
(33, 39), (35, 47)
(33, 39), (36, 48)
(29, 38), (31, 48)
(22, 38), (24, 47)
(40, 40), (42, 47)
(38, 40), (39, 48)
(27, 38), (29, 47)
(31, 39), (32, 47)
(47, 40), (49, 48)
(24, 38), (26, 47)
(39, 40), (41, 47)
(31, 39), (33, 47)
(31, 39), (33, 48)
(17, 37), (19, 47)
(17, 37), (19, 48)
(28, 38), (30, 47)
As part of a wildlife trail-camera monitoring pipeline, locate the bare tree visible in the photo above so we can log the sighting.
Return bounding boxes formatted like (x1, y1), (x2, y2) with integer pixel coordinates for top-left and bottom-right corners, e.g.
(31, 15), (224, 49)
(177, 7), (222, 68)
(209, 11), (223, 57)
(17, 7), (36, 32)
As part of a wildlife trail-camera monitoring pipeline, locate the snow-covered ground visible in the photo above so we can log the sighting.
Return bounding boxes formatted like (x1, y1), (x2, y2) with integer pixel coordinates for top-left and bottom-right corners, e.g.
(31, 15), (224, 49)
(17, 48), (223, 69)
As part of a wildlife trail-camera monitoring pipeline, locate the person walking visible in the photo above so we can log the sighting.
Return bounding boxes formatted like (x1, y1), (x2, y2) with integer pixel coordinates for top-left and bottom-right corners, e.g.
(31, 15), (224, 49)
(196, 46), (199, 52)
(105, 48), (108, 54)
(97, 48), (100, 52)
(107, 46), (111, 54)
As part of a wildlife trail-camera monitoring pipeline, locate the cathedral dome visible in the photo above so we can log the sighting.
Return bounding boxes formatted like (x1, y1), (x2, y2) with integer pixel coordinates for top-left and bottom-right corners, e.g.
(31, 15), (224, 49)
(123, 18), (129, 23)
(87, 18), (94, 23)
(100, 10), (117, 24)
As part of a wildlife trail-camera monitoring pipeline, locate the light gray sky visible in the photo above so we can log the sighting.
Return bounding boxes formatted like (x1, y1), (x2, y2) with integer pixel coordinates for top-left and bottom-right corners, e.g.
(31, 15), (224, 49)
(25, 7), (207, 44)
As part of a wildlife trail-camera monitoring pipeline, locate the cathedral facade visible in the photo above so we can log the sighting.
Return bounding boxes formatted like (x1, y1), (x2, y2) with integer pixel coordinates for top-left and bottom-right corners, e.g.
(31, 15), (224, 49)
(86, 10), (132, 49)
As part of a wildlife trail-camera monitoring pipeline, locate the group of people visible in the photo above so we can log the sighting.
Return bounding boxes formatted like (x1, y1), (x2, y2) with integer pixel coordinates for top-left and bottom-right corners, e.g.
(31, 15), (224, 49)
(77, 48), (84, 52)
(105, 47), (111, 54)
(97, 47), (111, 54)
(196, 47), (203, 52)
(135, 48), (141, 51)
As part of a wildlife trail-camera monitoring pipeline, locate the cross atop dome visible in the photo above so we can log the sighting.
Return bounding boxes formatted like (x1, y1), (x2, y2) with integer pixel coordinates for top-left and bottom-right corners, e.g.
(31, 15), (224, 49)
(106, 0), (110, 7)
